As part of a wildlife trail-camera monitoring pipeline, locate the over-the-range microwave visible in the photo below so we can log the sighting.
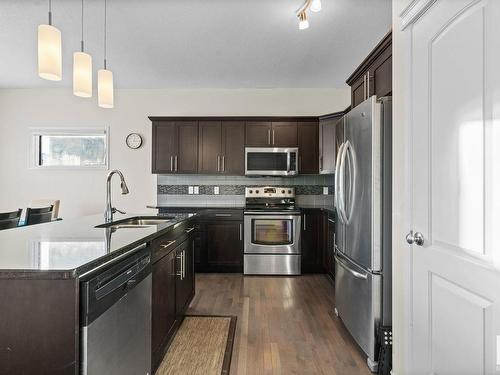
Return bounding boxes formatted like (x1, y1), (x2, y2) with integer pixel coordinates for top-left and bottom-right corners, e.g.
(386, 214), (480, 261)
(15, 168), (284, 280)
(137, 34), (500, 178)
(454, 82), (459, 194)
(245, 147), (298, 176)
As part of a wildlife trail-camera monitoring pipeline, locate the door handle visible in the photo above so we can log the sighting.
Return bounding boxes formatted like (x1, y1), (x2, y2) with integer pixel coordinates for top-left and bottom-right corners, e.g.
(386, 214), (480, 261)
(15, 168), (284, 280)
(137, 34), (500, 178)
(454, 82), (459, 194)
(215, 213), (232, 217)
(303, 214), (306, 230)
(217, 155), (220, 172)
(338, 142), (349, 224)
(268, 129), (271, 145)
(222, 156), (225, 172)
(176, 252), (183, 278)
(160, 240), (176, 249)
(272, 129), (275, 145)
(367, 70), (370, 98)
(182, 250), (185, 280)
(175, 155), (178, 172)
(170, 155), (173, 172)
(334, 142), (345, 223)
(344, 141), (357, 224)
(185, 227), (195, 234)
(406, 231), (424, 246)
(239, 223), (242, 241)
(319, 156), (323, 171)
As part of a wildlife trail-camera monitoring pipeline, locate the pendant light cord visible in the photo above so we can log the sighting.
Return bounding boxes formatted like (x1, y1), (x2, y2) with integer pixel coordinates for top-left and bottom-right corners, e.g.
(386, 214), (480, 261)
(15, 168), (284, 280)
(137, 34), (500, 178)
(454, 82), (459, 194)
(80, 0), (84, 52)
(48, 0), (52, 25)
(104, 0), (107, 69)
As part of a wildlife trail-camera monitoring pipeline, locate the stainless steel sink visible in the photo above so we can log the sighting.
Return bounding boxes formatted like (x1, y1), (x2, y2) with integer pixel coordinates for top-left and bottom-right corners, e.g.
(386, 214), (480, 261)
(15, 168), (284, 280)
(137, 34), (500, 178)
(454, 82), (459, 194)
(95, 216), (174, 229)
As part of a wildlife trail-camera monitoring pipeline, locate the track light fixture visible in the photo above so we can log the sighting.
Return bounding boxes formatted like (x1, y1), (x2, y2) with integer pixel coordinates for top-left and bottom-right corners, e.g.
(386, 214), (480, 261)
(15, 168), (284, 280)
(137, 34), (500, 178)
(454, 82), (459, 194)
(296, 0), (322, 30)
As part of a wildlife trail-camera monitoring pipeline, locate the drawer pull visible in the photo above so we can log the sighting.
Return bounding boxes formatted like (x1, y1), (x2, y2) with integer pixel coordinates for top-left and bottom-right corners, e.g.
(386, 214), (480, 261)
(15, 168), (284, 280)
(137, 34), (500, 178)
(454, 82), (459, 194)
(215, 213), (232, 217)
(185, 227), (195, 234)
(160, 240), (176, 249)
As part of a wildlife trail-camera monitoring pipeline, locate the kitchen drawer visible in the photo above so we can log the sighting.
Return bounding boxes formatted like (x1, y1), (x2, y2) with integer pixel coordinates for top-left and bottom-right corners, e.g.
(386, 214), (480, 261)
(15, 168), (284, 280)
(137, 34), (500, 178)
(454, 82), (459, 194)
(151, 220), (196, 264)
(199, 209), (243, 221)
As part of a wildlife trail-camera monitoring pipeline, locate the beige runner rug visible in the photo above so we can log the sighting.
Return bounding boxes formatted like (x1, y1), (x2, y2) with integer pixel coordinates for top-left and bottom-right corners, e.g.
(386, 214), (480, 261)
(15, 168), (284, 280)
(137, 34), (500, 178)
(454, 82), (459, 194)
(156, 315), (236, 375)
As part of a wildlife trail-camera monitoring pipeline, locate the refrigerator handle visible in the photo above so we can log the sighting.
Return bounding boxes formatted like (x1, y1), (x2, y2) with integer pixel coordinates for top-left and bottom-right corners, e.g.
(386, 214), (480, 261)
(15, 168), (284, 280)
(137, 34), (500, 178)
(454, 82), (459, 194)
(338, 142), (349, 224)
(335, 253), (367, 280)
(334, 142), (345, 224)
(345, 142), (358, 225)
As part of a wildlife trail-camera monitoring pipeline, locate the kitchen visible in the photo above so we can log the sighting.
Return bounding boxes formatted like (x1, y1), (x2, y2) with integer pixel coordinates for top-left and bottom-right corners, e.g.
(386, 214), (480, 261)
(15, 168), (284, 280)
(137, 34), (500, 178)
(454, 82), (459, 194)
(1, 1), (499, 375)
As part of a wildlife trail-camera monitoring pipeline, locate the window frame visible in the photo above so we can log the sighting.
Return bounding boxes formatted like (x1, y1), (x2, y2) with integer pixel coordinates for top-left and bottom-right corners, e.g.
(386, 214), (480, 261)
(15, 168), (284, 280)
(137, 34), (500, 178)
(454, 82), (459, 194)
(29, 127), (109, 170)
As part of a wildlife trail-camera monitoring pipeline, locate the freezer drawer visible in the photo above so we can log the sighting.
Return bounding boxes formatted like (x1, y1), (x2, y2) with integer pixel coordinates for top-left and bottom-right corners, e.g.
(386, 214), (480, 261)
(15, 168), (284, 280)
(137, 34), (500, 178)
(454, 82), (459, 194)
(334, 253), (381, 362)
(244, 254), (300, 275)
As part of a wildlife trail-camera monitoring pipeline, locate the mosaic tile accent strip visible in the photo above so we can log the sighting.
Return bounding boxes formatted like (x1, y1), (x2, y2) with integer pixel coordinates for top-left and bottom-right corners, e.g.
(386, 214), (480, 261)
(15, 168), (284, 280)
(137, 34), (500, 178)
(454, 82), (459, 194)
(158, 184), (333, 196)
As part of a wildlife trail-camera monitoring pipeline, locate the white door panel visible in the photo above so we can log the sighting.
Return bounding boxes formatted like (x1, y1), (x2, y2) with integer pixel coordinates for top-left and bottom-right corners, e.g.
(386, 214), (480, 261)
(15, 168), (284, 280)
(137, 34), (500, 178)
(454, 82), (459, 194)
(403, 0), (500, 373)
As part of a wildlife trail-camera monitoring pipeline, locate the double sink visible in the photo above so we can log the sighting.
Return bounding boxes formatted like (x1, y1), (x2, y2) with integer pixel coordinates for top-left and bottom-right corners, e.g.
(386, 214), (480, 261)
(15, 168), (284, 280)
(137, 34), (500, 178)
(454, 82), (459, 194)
(95, 216), (175, 230)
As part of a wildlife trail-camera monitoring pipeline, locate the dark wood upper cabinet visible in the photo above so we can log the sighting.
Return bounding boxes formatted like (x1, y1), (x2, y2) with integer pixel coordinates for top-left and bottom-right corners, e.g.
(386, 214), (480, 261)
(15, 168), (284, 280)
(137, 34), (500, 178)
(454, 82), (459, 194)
(271, 121), (298, 147)
(298, 121), (318, 174)
(245, 121), (271, 146)
(221, 121), (245, 175)
(198, 121), (222, 174)
(318, 112), (344, 174)
(346, 30), (392, 108)
(152, 121), (198, 174)
(152, 121), (176, 173)
(177, 121), (199, 173)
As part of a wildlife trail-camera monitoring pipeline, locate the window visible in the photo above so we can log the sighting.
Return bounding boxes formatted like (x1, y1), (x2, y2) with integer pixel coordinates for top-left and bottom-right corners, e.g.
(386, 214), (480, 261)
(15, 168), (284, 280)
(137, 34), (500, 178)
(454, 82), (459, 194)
(30, 128), (108, 169)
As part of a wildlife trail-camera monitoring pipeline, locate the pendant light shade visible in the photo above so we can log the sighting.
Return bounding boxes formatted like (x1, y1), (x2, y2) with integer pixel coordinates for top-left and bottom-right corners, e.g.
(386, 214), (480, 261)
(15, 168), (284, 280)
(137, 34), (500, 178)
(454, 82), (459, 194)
(310, 0), (322, 12)
(38, 1), (62, 81)
(73, 51), (92, 97)
(98, 69), (114, 108)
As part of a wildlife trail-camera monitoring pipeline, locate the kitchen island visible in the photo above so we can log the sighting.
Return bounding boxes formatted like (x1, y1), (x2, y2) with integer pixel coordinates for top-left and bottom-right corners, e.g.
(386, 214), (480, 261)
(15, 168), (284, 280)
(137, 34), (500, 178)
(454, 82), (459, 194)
(0, 212), (197, 375)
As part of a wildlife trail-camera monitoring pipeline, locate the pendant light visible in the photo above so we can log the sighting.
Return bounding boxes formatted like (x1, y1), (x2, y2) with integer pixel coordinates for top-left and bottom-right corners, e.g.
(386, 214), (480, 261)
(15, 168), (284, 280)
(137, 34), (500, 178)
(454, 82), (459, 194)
(38, 0), (62, 81)
(98, 0), (114, 108)
(73, 0), (92, 98)
(298, 11), (309, 30)
(310, 0), (322, 12)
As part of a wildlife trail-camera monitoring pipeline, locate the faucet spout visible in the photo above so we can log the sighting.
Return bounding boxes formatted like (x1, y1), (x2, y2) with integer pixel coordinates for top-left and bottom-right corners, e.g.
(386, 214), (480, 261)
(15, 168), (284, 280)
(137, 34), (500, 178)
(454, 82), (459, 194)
(105, 170), (130, 223)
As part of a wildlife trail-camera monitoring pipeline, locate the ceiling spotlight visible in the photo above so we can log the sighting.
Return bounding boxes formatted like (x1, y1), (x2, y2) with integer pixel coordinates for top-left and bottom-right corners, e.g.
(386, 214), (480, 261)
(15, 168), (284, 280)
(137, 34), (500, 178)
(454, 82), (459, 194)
(310, 0), (322, 12)
(298, 12), (309, 30)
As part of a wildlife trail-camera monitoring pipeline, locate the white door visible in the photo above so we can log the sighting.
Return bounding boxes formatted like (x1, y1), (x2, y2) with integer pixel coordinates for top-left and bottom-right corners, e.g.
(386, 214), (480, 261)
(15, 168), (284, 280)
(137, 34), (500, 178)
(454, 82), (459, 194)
(403, 0), (500, 374)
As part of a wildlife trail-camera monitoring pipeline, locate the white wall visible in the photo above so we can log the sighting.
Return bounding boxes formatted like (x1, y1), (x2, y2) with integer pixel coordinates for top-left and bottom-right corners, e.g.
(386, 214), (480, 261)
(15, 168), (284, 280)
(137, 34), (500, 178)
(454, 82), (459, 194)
(392, 0), (413, 374)
(0, 88), (350, 218)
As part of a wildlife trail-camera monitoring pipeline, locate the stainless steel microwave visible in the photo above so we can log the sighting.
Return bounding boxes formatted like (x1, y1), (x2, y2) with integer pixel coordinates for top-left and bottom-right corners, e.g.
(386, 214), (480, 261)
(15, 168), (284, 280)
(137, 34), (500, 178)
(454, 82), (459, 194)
(245, 147), (299, 176)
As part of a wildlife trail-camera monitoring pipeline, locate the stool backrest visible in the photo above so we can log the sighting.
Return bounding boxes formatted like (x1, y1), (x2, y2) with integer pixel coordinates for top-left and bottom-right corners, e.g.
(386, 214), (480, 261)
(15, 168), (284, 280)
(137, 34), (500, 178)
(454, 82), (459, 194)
(0, 209), (22, 230)
(25, 206), (54, 226)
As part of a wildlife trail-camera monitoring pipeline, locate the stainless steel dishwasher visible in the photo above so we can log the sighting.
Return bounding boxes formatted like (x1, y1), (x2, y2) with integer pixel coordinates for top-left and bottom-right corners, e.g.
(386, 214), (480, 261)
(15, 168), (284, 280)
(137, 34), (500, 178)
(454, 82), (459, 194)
(80, 245), (152, 375)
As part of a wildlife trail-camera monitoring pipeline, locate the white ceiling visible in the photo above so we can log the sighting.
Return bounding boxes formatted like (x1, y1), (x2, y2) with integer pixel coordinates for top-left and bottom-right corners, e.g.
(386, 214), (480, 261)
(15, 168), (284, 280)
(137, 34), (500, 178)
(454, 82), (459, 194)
(0, 0), (391, 89)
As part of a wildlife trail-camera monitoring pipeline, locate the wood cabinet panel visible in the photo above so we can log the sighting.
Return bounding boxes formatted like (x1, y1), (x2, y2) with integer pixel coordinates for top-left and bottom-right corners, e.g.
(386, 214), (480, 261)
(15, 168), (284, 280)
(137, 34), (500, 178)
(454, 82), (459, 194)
(351, 76), (366, 108)
(245, 121), (271, 146)
(198, 121), (222, 174)
(175, 238), (195, 318)
(301, 209), (325, 273)
(152, 250), (176, 368)
(177, 121), (198, 173)
(271, 121), (298, 147)
(153, 121), (176, 173)
(298, 121), (319, 174)
(221, 121), (245, 175)
(206, 221), (243, 267)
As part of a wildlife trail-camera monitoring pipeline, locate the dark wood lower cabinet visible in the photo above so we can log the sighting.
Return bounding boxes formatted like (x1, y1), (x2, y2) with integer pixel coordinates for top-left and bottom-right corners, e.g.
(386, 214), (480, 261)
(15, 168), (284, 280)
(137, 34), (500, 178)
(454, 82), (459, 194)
(175, 237), (195, 318)
(152, 249), (176, 370)
(301, 209), (326, 273)
(205, 221), (243, 272)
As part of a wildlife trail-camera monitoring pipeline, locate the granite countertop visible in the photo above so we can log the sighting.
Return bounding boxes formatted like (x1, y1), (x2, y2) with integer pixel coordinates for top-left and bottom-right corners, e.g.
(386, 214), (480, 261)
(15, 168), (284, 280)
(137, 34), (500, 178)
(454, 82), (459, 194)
(0, 212), (196, 279)
(149, 204), (334, 214)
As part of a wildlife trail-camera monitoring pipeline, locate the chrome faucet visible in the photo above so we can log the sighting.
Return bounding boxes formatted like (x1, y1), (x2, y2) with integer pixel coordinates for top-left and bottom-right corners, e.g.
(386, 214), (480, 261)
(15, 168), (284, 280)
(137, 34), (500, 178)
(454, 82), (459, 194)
(104, 170), (129, 223)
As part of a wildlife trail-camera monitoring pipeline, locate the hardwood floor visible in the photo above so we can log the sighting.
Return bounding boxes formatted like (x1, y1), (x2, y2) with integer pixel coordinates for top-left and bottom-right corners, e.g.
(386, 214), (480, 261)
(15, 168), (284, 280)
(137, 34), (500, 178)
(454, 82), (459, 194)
(187, 274), (371, 375)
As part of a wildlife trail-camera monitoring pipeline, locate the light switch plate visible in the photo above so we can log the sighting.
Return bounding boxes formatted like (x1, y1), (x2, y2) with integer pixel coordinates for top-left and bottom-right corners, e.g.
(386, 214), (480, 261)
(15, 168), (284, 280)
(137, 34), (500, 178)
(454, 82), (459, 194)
(214, 186), (219, 195)
(188, 186), (194, 194)
(323, 186), (329, 195)
(194, 186), (199, 195)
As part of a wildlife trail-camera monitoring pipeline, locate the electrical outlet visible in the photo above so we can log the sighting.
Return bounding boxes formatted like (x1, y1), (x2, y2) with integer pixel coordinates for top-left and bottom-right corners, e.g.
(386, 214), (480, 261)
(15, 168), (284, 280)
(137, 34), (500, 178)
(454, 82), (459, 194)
(323, 186), (329, 195)
(194, 186), (199, 195)
(214, 186), (220, 195)
(188, 186), (194, 194)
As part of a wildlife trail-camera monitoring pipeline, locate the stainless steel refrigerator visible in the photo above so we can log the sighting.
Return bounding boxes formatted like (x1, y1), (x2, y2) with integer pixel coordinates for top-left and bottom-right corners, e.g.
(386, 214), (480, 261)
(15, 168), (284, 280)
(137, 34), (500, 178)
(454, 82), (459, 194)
(334, 96), (392, 371)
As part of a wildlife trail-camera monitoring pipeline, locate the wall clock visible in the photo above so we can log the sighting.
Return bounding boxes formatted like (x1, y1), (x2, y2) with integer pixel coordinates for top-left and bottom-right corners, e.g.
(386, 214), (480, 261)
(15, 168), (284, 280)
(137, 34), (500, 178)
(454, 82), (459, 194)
(126, 133), (143, 149)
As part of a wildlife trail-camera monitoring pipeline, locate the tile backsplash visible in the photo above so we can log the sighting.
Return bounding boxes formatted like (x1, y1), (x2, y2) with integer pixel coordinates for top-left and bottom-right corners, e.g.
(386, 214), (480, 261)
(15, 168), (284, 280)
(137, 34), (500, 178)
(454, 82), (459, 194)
(157, 174), (334, 207)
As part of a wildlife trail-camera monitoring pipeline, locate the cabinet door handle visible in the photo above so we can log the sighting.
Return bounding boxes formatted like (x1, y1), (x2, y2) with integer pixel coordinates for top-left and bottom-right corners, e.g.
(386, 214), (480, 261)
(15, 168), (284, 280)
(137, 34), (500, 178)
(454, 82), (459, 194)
(170, 155), (173, 172)
(182, 250), (185, 280)
(272, 129), (275, 145)
(303, 214), (306, 230)
(367, 70), (370, 98)
(175, 155), (178, 172)
(185, 227), (195, 234)
(217, 155), (220, 172)
(268, 129), (271, 145)
(160, 240), (176, 249)
(239, 223), (242, 241)
(176, 252), (183, 278)
(222, 156), (225, 172)
(363, 74), (367, 100)
(320, 156), (323, 171)
(215, 213), (232, 217)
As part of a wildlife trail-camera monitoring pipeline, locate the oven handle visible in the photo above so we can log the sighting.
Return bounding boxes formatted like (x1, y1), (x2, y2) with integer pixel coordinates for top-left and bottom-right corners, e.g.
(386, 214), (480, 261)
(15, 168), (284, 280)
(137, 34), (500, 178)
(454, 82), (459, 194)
(244, 211), (301, 216)
(287, 152), (290, 173)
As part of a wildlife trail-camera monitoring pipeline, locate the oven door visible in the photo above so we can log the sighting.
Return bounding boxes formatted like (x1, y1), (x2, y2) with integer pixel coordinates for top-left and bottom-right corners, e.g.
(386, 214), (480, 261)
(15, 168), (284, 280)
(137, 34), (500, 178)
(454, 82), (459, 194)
(245, 147), (298, 176)
(244, 213), (301, 254)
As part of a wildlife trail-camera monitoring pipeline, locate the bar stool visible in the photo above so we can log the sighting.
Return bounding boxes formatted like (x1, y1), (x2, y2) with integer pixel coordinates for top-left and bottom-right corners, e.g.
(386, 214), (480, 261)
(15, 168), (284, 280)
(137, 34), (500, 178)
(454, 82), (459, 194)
(25, 206), (54, 226)
(29, 199), (60, 219)
(0, 209), (22, 230)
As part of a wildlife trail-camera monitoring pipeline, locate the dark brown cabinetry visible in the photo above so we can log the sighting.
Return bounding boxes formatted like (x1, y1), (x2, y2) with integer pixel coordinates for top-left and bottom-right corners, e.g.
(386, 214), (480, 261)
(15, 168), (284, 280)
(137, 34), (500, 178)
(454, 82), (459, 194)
(198, 121), (245, 175)
(152, 121), (199, 174)
(245, 121), (297, 147)
(301, 209), (326, 273)
(298, 121), (319, 174)
(195, 209), (244, 273)
(347, 30), (392, 108)
(175, 237), (195, 318)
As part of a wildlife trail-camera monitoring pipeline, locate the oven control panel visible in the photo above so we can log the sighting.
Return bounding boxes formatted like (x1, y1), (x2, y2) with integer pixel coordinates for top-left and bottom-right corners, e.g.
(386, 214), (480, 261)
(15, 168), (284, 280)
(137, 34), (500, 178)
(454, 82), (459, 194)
(245, 186), (295, 198)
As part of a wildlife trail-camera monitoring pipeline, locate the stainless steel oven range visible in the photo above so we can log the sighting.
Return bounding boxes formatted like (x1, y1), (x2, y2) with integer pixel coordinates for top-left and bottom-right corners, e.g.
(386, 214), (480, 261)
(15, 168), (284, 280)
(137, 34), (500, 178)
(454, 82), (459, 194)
(244, 186), (301, 275)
